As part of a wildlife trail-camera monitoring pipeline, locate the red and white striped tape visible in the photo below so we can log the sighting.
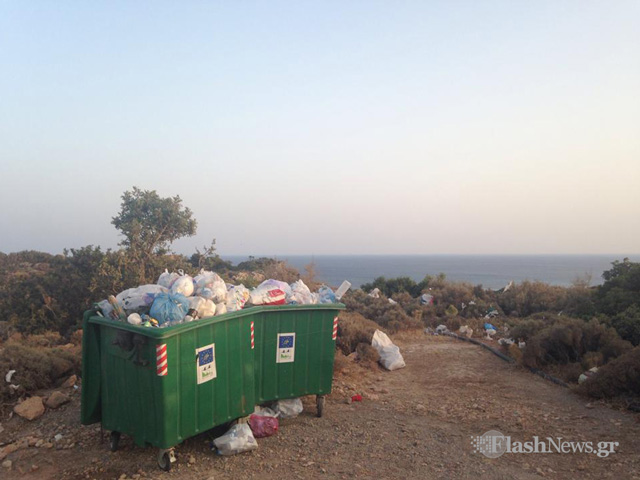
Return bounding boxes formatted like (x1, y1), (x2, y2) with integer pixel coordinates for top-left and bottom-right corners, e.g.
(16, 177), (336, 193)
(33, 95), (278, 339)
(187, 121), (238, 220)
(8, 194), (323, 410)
(156, 344), (168, 376)
(332, 316), (338, 340)
(250, 321), (255, 349)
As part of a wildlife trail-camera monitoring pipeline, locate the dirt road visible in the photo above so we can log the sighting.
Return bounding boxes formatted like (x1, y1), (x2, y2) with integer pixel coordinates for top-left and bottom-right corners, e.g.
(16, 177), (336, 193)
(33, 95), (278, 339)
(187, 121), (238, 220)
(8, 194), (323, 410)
(2, 332), (639, 479)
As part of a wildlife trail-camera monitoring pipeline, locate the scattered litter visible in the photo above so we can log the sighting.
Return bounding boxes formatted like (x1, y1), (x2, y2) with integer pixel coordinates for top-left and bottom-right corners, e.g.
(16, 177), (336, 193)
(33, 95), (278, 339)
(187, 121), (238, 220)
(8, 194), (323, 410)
(54, 434), (63, 442)
(518, 341), (526, 349)
(458, 326), (473, 338)
(371, 330), (406, 371)
(420, 293), (434, 305)
(484, 307), (499, 319)
(388, 298), (397, 304)
(5, 370), (15, 383)
(498, 338), (514, 346)
(435, 324), (449, 335)
(368, 288), (381, 298)
(253, 406), (278, 418)
(272, 398), (303, 419)
(351, 394), (363, 402)
(248, 414), (279, 438)
(578, 367), (599, 384)
(213, 423), (258, 456)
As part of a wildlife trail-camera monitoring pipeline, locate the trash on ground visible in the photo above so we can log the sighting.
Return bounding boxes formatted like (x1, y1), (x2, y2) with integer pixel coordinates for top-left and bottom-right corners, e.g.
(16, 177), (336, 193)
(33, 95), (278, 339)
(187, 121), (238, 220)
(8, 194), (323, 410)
(351, 394), (363, 402)
(272, 398), (303, 419)
(420, 293), (434, 305)
(5, 370), (15, 383)
(498, 338), (514, 346)
(458, 326), (473, 338)
(435, 324), (449, 335)
(213, 423), (258, 456)
(578, 367), (599, 384)
(248, 414), (279, 438)
(368, 288), (381, 298)
(371, 329), (406, 371)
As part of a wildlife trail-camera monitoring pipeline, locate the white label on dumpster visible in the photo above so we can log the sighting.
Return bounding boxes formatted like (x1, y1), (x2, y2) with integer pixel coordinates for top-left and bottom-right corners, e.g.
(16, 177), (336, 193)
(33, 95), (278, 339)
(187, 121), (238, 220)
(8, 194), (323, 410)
(196, 343), (217, 384)
(276, 333), (296, 363)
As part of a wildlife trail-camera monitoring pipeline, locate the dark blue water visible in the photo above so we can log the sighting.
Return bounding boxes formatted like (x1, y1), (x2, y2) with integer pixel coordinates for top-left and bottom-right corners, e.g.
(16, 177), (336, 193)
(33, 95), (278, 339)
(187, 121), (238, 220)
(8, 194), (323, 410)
(221, 255), (640, 289)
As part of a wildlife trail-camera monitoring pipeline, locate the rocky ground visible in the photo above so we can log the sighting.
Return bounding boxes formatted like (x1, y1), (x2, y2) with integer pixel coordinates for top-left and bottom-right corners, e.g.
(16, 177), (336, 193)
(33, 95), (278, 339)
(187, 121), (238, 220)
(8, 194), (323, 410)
(1, 332), (639, 480)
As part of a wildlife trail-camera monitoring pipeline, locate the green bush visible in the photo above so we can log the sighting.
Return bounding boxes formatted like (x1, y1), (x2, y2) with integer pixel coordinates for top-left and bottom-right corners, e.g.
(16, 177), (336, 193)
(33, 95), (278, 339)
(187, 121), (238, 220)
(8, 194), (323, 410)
(578, 346), (640, 398)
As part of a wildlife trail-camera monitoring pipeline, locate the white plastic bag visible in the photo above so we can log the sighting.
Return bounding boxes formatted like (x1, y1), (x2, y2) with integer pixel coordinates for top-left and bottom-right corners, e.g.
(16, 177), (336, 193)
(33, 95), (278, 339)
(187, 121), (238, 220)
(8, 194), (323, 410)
(213, 423), (258, 456)
(171, 275), (194, 297)
(199, 299), (216, 318)
(157, 269), (180, 289)
(287, 280), (317, 305)
(371, 330), (406, 371)
(116, 285), (168, 311)
(226, 285), (250, 311)
(215, 303), (227, 316)
(254, 405), (279, 418)
(250, 280), (288, 306)
(194, 270), (227, 303)
(272, 398), (303, 419)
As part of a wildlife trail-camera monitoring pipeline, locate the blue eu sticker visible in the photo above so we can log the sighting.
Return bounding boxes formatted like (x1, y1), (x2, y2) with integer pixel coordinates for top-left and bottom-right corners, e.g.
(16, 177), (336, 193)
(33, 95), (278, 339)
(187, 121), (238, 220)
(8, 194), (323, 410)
(279, 335), (294, 349)
(198, 347), (213, 366)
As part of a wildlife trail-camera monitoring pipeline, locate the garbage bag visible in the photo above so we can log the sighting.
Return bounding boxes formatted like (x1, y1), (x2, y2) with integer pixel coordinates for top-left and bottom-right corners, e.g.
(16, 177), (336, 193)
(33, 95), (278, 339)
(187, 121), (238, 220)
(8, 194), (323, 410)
(288, 280), (317, 305)
(248, 414), (279, 438)
(150, 293), (189, 326)
(226, 285), (250, 311)
(371, 330), (406, 371)
(157, 269), (180, 289)
(272, 398), (303, 419)
(317, 285), (336, 304)
(213, 423), (258, 456)
(116, 285), (168, 312)
(194, 270), (227, 303)
(199, 298), (216, 318)
(250, 280), (287, 306)
(253, 405), (278, 417)
(171, 275), (194, 297)
(215, 303), (227, 316)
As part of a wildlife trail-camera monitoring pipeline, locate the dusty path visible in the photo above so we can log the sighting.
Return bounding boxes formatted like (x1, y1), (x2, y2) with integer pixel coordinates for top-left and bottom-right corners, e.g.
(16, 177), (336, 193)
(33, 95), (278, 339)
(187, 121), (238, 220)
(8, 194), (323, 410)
(2, 332), (639, 479)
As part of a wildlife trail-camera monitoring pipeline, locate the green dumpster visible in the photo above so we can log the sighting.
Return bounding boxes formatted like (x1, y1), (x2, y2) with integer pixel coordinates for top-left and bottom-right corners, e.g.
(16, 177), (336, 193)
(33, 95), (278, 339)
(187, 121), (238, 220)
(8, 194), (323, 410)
(81, 303), (344, 470)
(252, 304), (345, 416)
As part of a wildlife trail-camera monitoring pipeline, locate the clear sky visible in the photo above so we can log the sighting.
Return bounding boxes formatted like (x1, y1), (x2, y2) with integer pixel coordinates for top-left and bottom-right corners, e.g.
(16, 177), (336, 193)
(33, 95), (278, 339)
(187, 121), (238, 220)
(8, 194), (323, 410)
(1, 1), (638, 256)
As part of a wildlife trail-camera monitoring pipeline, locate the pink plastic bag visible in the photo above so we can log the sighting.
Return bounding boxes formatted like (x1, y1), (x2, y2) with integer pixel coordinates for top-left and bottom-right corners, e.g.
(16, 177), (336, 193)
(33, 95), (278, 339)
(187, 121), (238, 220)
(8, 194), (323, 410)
(248, 414), (279, 438)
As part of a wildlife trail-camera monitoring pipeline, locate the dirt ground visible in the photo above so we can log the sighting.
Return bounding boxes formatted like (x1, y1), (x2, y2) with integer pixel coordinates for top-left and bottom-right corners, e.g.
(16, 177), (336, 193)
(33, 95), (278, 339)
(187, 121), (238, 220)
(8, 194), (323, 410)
(2, 332), (639, 480)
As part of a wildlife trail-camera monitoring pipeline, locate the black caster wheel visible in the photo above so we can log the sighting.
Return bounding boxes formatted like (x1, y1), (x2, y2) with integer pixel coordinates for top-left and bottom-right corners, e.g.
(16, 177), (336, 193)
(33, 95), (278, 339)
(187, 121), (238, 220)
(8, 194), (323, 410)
(316, 395), (325, 418)
(109, 431), (120, 452)
(157, 449), (176, 472)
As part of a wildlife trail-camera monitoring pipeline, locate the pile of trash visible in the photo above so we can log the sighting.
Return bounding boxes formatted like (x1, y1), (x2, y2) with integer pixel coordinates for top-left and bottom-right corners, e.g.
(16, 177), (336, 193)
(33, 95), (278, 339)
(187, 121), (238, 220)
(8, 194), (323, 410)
(96, 269), (351, 328)
(213, 398), (304, 455)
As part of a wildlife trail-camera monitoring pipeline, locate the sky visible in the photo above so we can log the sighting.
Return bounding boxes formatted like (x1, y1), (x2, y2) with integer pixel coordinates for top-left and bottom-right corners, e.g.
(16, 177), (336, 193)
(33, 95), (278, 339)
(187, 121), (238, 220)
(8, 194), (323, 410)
(1, 1), (639, 256)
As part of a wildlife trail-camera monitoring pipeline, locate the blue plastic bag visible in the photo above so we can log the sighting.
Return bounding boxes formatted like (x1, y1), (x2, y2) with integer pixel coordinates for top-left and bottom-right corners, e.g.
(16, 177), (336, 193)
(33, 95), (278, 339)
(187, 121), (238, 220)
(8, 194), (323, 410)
(150, 292), (189, 326)
(317, 285), (336, 304)
(484, 322), (497, 331)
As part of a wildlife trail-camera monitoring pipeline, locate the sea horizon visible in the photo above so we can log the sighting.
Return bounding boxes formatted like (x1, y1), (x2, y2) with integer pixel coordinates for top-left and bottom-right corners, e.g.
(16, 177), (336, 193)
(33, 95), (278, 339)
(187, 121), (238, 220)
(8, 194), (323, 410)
(220, 254), (640, 290)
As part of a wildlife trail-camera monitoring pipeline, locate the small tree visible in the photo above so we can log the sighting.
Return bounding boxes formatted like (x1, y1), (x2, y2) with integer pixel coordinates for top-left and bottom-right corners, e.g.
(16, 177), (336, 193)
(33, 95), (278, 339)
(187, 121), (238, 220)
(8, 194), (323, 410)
(112, 187), (197, 281)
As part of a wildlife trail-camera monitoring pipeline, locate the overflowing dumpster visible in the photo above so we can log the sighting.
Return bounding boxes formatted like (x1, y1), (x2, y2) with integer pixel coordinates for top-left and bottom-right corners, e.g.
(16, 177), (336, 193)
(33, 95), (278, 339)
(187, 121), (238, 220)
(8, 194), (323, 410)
(81, 303), (344, 470)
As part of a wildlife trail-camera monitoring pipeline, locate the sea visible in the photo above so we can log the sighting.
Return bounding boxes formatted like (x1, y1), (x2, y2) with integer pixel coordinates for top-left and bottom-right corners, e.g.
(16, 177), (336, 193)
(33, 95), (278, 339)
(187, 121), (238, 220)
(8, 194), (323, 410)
(221, 254), (640, 289)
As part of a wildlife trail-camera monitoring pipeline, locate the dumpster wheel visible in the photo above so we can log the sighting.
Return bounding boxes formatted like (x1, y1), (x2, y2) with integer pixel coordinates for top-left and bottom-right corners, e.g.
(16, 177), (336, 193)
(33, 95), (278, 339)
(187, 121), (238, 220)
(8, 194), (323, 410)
(157, 448), (176, 472)
(316, 395), (325, 417)
(109, 431), (120, 452)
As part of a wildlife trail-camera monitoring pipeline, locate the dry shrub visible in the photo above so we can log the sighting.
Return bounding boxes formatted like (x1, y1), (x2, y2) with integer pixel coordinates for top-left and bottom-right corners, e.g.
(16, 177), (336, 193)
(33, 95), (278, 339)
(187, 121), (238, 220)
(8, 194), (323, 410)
(356, 343), (380, 369)
(446, 316), (461, 331)
(262, 260), (299, 284)
(508, 343), (523, 363)
(522, 318), (632, 370)
(333, 350), (350, 374)
(578, 347), (640, 398)
(336, 311), (380, 355)
(343, 290), (423, 333)
(0, 338), (81, 402)
(498, 281), (567, 317)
